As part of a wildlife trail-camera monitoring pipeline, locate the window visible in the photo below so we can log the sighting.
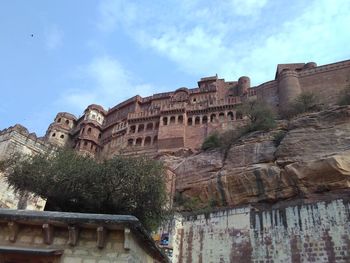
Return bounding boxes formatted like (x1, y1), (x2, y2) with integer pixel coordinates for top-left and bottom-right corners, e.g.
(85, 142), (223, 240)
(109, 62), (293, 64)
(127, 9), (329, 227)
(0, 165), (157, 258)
(138, 124), (145, 132)
(178, 115), (183, 124)
(195, 116), (200, 125)
(98, 133), (101, 139)
(87, 128), (92, 134)
(202, 115), (208, 124)
(65, 120), (69, 125)
(219, 112), (225, 122)
(52, 133), (56, 137)
(163, 117), (168, 126)
(170, 116), (176, 124)
(91, 114), (96, 119)
(187, 117), (193, 126)
(136, 138), (142, 146)
(146, 123), (153, 131)
(144, 136), (152, 146)
(60, 134), (64, 139)
(57, 118), (61, 123)
(236, 111), (243, 120)
(210, 114), (216, 122)
(228, 112), (234, 121)
(129, 125), (136, 134)
(127, 139), (133, 146)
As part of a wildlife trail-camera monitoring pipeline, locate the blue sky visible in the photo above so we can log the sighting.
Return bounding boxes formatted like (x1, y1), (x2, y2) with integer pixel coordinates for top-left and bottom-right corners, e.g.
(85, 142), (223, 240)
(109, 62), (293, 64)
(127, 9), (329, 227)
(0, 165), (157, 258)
(1, 0), (349, 136)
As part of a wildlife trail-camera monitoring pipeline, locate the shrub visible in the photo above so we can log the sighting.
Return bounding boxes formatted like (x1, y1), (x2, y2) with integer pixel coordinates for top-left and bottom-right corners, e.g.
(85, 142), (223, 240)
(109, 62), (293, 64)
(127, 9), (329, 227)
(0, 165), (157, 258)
(284, 92), (322, 118)
(201, 132), (221, 151)
(273, 131), (287, 147)
(238, 99), (276, 132)
(337, 84), (350, 105)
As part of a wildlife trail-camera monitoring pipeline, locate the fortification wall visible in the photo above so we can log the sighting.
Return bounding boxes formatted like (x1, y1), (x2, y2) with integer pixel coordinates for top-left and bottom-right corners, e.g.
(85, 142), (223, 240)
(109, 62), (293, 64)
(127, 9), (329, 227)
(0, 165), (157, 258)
(172, 196), (350, 263)
(298, 61), (350, 105)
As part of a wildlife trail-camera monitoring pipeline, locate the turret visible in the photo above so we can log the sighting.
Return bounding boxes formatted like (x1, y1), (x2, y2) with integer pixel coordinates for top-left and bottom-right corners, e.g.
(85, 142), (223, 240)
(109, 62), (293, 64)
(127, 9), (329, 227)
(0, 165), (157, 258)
(278, 69), (302, 113)
(45, 112), (77, 147)
(237, 76), (250, 96)
(75, 104), (106, 157)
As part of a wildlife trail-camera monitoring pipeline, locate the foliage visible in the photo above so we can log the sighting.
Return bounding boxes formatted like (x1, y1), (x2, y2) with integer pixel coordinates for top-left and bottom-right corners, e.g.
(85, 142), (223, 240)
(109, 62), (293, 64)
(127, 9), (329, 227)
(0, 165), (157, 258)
(1, 150), (168, 231)
(273, 131), (287, 147)
(201, 132), (222, 151)
(238, 99), (276, 132)
(173, 191), (218, 214)
(337, 84), (350, 105)
(284, 92), (322, 118)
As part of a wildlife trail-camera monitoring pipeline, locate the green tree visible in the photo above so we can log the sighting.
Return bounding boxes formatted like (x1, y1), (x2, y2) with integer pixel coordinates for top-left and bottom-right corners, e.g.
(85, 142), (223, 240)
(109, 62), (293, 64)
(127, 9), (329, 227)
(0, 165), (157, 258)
(1, 150), (168, 231)
(238, 99), (276, 132)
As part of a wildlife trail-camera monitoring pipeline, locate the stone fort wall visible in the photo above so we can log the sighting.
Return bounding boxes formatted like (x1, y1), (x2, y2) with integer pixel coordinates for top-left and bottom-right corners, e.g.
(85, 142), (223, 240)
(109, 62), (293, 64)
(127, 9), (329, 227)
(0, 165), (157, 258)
(42, 59), (350, 158)
(171, 196), (350, 263)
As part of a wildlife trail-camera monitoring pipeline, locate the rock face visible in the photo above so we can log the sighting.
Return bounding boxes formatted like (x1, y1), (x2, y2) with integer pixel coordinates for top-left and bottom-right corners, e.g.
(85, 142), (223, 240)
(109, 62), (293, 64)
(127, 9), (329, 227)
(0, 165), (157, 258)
(165, 106), (350, 207)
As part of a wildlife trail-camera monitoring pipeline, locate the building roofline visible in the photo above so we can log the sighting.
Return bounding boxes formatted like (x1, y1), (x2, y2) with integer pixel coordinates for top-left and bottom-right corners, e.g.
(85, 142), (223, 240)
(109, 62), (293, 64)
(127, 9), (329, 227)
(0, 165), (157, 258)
(0, 208), (169, 262)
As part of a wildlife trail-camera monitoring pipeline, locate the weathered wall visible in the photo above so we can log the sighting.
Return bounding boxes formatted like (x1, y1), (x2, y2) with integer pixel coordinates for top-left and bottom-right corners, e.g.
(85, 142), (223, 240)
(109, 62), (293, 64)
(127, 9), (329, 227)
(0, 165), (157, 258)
(172, 198), (350, 263)
(0, 223), (157, 263)
(0, 126), (49, 210)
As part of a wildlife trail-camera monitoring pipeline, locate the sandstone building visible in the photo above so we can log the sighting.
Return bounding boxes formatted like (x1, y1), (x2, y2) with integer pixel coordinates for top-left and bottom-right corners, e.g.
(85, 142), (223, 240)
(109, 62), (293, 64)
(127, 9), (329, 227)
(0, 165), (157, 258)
(44, 59), (350, 158)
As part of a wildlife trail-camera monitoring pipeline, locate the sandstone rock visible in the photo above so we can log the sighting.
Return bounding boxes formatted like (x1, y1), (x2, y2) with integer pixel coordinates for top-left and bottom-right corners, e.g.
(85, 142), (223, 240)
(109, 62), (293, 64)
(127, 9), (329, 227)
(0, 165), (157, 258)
(165, 106), (350, 208)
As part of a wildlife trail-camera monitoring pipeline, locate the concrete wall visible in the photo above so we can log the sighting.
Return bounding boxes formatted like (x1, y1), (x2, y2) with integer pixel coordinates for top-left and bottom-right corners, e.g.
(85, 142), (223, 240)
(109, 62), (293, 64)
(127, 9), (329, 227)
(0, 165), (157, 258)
(172, 198), (350, 263)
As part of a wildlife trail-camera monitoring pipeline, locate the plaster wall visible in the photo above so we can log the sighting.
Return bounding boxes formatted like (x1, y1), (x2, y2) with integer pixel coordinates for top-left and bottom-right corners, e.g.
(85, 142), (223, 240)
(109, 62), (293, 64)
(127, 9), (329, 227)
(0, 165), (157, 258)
(172, 198), (350, 263)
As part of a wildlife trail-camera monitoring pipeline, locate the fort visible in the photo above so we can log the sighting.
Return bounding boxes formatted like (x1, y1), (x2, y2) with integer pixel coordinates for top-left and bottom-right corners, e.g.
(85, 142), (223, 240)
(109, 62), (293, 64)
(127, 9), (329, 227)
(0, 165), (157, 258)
(42, 59), (350, 158)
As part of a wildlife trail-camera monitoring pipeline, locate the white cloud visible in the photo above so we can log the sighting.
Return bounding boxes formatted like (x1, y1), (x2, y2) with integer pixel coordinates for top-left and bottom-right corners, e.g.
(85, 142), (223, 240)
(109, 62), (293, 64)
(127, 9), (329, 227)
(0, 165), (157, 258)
(96, 0), (350, 85)
(58, 56), (157, 112)
(45, 26), (63, 50)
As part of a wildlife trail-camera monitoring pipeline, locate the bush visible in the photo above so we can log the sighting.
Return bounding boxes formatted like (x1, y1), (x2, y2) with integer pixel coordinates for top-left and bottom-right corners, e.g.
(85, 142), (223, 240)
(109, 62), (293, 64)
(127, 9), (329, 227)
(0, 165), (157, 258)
(338, 84), (350, 105)
(201, 132), (221, 151)
(284, 92), (322, 118)
(1, 150), (168, 231)
(238, 99), (276, 132)
(273, 131), (287, 147)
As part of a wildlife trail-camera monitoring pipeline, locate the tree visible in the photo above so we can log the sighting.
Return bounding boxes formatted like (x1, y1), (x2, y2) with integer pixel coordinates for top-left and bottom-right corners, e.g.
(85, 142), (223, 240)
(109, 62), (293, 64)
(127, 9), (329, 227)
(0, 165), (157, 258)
(238, 99), (276, 132)
(1, 150), (168, 231)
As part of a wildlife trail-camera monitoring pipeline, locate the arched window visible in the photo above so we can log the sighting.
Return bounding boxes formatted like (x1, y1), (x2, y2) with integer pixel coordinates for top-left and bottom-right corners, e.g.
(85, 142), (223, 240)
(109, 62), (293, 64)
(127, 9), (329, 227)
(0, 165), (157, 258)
(52, 133), (56, 137)
(202, 115), (208, 124)
(65, 120), (69, 125)
(236, 111), (243, 120)
(210, 114), (216, 122)
(127, 139), (133, 146)
(153, 135), (158, 144)
(87, 128), (92, 134)
(60, 134), (64, 139)
(84, 141), (88, 146)
(136, 138), (142, 146)
(178, 115), (183, 124)
(219, 112), (225, 122)
(57, 118), (61, 123)
(195, 116), (200, 125)
(187, 117), (193, 126)
(170, 116), (176, 124)
(98, 133), (101, 139)
(144, 136), (152, 146)
(228, 111), (234, 121)
(163, 117), (168, 126)
(146, 123), (153, 131)
(129, 125), (136, 134)
(138, 124), (144, 133)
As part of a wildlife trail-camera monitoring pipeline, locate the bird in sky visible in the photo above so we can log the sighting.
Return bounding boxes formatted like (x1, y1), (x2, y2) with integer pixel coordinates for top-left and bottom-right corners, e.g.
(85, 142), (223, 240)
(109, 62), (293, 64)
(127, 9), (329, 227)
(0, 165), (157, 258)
(30, 34), (34, 37)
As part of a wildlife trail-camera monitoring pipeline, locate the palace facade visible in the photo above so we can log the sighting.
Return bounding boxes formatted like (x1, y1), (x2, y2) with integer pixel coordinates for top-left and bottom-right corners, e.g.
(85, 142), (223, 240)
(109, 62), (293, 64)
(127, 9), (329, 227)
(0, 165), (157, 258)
(41, 59), (350, 158)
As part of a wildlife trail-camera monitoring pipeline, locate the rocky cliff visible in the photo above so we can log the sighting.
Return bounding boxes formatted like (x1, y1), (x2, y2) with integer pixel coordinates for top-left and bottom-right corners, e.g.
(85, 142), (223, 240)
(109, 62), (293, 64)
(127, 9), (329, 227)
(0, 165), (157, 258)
(161, 105), (350, 208)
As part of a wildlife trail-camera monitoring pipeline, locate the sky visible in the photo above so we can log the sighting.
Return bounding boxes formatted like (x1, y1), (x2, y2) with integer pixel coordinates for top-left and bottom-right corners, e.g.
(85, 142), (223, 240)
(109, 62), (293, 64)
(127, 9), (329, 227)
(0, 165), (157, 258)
(0, 0), (349, 136)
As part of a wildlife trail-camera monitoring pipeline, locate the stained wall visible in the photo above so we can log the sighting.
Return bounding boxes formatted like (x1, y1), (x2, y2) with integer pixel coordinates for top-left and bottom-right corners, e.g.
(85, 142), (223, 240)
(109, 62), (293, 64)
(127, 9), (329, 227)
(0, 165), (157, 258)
(172, 198), (350, 263)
